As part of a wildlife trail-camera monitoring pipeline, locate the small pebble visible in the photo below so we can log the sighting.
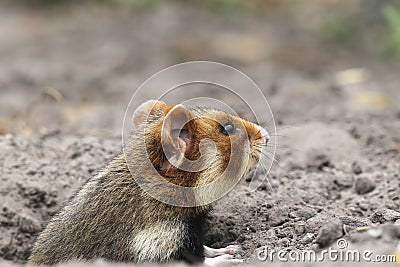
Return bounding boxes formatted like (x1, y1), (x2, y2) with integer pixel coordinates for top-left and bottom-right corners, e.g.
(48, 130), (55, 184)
(334, 175), (353, 188)
(315, 220), (343, 247)
(352, 161), (362, 174)
(354, 176), (375, 194)
(370, 208), (400, 223)
(294, 221), (306, 235)
(259, 184), (267, 191)
(18, 215), (41, 234)
(307, 152), (331, 169)
(305, 213), (330, 233)
(339, 216), (372, 227)
(289, 207), (317, 220)
(310, 243), (320, 251)
(266, 229), (276, 239)
(300, 233), (315, 244)
(357, 201), (369, 211)
(277, 238), (290, 247)
(268, 208), (289, 227)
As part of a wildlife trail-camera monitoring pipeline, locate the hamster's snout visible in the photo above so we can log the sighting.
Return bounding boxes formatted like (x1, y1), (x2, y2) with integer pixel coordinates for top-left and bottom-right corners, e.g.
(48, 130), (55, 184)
(258, 125), (270, 145)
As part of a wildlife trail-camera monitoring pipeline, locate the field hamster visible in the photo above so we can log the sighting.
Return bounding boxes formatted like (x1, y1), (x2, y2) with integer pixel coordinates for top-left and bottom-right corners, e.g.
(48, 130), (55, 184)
(29, 100), (270, 266)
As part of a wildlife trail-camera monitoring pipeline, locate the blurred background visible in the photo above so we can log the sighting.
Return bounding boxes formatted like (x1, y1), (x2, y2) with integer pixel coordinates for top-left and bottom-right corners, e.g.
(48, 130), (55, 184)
(0, 0), (399, 138)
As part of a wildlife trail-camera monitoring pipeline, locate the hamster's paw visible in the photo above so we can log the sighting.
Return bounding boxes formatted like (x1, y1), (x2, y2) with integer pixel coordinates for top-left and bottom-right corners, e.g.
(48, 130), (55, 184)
(204, 254), (243, 267)
(204, 245), (240, 258)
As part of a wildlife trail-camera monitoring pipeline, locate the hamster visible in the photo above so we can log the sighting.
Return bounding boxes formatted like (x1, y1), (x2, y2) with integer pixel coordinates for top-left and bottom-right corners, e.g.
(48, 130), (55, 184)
(28, 100), (270, 266)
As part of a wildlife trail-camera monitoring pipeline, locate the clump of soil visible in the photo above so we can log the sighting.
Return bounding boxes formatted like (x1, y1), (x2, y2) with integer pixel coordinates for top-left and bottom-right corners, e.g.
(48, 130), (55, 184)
(1, 116), (399, 265)
(0, 134), (119, 263)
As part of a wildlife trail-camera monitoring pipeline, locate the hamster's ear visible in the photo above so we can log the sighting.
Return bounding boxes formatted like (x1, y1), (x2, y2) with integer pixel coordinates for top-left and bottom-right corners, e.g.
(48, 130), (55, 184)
(132, 100), (166, 129)
(162, 105), (194, 167)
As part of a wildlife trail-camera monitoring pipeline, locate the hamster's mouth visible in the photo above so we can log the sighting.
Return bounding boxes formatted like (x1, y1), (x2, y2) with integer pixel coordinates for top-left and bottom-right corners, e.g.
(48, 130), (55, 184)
(249, 153), (262, 170)
(248, 125), (270, 171)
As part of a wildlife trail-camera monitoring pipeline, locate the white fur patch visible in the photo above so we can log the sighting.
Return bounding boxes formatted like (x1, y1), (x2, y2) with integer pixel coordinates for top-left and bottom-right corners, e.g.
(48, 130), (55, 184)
(257, 125), (270, 143)
(130, 220), (185, 263)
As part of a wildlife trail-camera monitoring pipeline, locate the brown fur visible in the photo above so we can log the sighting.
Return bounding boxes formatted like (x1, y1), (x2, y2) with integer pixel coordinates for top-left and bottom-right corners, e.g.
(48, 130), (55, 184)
(28, 101), (265, 265)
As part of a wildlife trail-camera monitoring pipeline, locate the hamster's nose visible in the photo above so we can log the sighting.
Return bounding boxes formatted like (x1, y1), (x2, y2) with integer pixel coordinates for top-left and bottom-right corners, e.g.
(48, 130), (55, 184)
(264, 135), (270, 145)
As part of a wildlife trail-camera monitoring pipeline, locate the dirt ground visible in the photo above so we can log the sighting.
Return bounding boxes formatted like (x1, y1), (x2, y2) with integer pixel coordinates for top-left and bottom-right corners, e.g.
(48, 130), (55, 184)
(0, 1), (400, 266)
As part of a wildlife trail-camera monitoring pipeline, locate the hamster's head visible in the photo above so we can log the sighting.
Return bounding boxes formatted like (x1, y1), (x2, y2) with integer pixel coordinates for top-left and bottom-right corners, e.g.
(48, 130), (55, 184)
(132, 100), (269, 189)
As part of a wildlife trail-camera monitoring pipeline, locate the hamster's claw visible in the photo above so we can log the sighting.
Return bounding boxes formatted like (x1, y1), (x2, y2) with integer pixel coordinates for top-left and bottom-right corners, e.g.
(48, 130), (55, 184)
(204, 245), (242, 266)
(224, 245), (240, 255)
(204, 254), (243, 267)
(204, 245), (240, 258)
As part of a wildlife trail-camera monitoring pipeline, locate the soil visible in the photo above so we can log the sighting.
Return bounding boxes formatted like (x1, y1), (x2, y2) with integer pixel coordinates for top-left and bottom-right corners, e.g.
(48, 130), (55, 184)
(0, 2), (399, 266)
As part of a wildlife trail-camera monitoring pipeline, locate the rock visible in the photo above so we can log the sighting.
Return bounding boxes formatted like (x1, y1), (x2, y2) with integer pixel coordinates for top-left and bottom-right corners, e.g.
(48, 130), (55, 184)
(0, 245), (16, 261)
(268, 207), (289, 227)
(300, 233), (315, 244)
(352, 161), (362, 174)
(0, 204), (17, 227)
(349, 126), (361, 139)
(307, 151), (331, 170)
(1, 205), (15, 220)
(315, 219), (344, 248)
(289, 207), (317, 220)
(259, 184), (268, 191)
(18, 215), (41, 234)
(294, 221), (306, 235)
(16, 183), (57, 209)
(275, 227), (293, 238)
(354, 176), (375, 194)
(333, 175), (353, 188)
(225, 217), (235, 227)
(265, 229), (276, 239)
(370, 209), (400, 224)
(339, 216), (372, 227)
(305, 213), (331, 233)
(277, 238), (290, 247)
(357, 201), (369, 211)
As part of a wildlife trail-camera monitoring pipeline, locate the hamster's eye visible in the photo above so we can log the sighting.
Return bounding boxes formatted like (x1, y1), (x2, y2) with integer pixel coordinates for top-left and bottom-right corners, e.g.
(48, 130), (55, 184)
(221, 122), (236, 136)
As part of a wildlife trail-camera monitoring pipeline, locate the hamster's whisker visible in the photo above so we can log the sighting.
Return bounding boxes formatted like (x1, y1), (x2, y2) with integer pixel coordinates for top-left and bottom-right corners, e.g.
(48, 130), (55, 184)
(259, 151), (280, 167)
(258, 112), (280, 127)
(260, 152), (281, 168)
(257, 160), (275, 193)
(258, 156), (287, 188)
(260, 143), (289, 149)
(253, 144), (280, 161)
(274, 124), (299, 134)
(261, 143), (298, 152)
(268, 134), (289, 138)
